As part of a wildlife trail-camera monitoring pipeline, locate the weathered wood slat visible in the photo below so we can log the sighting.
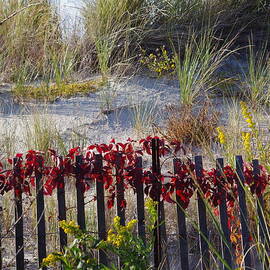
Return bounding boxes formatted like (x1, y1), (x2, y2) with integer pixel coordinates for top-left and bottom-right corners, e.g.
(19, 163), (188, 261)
(75, 155), (86, 230)
(14, 157), (24, 270)
(235, 155), (252, 269)
(253, 160), (268, 245)
(173, 158), (189, 270)
(116, 153), (125, 226)
(57, 157), (67, 251)
(0, 200), (2, 270)
(95, 154), (108, 266)
(253, 159), (269, 269)
(35, 156), (47, 269)
(195, 155), (210, 270)
(216, 158), (233, 270)
(152, 138), (169, 270)
(135, 157), (146, 243)
(115, 153), (126, 268)
(152, 138), (162, 269)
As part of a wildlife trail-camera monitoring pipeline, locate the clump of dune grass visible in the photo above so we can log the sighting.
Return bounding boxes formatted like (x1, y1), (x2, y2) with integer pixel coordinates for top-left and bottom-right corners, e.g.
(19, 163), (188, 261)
(174, 27), (237, 105)
(81, 0), (149, 79)
(0, 0), (64, 81)
(241, 42), (270, 108)
(23, 112), (66, 158)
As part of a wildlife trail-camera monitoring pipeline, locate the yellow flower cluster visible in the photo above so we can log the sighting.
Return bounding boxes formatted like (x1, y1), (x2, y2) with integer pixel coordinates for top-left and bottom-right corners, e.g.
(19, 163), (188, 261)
(216, 127), (226, 144)
(59, 220), (80, 235)
(242, 132), (252, 155)
(42, 252), (62, 266)
(107, 216), (137, 248)
(140, 46), (176, 76)
(240, 101), (255, 129)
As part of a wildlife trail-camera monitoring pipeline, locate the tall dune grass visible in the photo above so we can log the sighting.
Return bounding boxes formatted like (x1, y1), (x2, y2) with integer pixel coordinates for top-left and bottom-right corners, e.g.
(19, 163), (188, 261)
(0, 0), (64, 81)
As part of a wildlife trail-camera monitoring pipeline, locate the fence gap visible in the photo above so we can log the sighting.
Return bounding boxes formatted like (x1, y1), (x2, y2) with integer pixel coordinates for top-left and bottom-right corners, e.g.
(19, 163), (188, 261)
(173, 158), (189, 270)
(216, 158), (233, 270)
(95, 154), (108, 266)
(195, 155), (210, 270)
(235, 155), (252, 269)
(152, 138), (169, 270)
(253, 159), (269, 269)
(57, 156), (67, 252)
(35, 156), (47, 270)
(135, 157), (146, 243)
(14, 157), (24, 270)
(75, 155), (86, 230)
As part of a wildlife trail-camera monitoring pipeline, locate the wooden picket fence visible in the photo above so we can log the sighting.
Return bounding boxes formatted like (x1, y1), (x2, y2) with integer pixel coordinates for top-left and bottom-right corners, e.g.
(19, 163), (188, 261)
(0, 138), (269, 270)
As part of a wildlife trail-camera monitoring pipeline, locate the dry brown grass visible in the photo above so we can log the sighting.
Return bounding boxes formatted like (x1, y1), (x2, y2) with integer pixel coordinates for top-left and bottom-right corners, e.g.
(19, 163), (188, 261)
(163, 102), (219, 146)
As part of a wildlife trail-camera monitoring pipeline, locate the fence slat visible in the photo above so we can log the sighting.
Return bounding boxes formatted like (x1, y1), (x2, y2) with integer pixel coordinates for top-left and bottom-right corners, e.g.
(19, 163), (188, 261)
(195, 155), (209, 270)
(152, 138), (169, 270)
(35, 156), (47, 270)
(14, 157), (24, 270)
(216, 158), (233, 270)
(0, 200), (2, 270)
(95, 154), (108, 266)
(75, 155), (86, 230)
(116, 153), (126, 268)
(235, 155), (252, 269)
(116, 153), (125, 227)
(253, 160), (268, 245)
(253, 159), (269, 269)
(173, 158), (189, 270)
(135, 157), (146, 243)
(57, 157), (67, 251)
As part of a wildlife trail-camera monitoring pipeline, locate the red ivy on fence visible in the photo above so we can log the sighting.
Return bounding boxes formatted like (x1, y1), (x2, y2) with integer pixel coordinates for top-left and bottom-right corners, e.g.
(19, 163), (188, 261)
(0, 136), (269, 212)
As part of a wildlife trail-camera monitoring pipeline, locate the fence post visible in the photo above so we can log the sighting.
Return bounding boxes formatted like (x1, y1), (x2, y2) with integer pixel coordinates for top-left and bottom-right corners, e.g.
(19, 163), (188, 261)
(57, 156), (67, 252)
(135, 157), (146, 243)
(35, 155), (47, 270)
(75, 155), (86, 230)
(216, 158), (233, 270)
(13, 157), (24, 270)
(195, 155), (209, 270)
(235, 156), (252, 269)
(152, 138), (168, 270)
(173, 158), (189, 270)
(95, 154), (108, 266)
(253, 159), (269, 269)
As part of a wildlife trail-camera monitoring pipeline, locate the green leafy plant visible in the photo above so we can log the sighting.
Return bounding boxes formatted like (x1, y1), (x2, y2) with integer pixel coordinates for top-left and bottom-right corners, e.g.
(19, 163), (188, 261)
(42, 220), (107, 269)
(99, 216), (152, 270)
(42, 206), (157, 270)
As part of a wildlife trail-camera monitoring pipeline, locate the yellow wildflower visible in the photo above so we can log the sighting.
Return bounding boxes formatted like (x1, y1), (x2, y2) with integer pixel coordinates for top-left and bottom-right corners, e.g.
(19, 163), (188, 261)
(126, 219), (137, 231)
(42, 252), (62, 266)
(240, 101), (255, 129)
(216, 127), (226, 144)
(242, 132), (252, 155)
(106, 216), (138, 248)
(113, 216), (121, 229)
(59, 220), (80, 235)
